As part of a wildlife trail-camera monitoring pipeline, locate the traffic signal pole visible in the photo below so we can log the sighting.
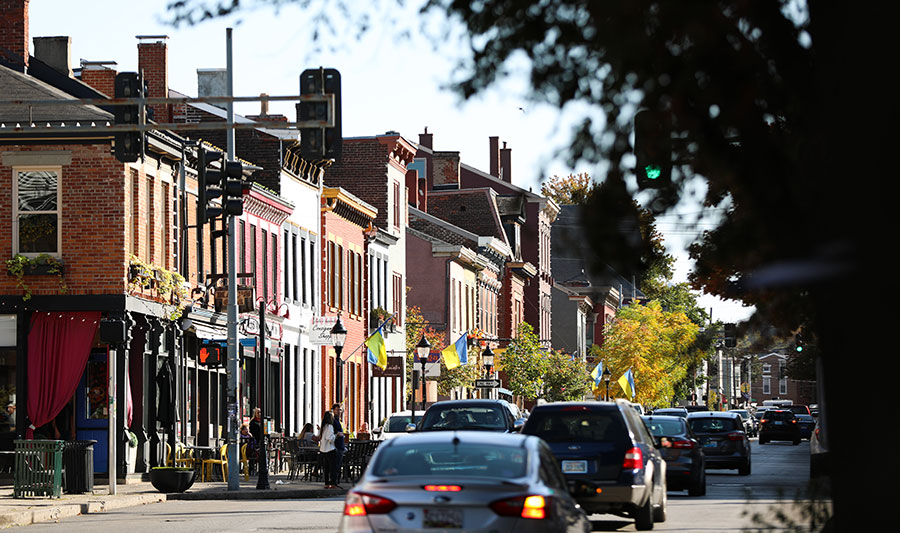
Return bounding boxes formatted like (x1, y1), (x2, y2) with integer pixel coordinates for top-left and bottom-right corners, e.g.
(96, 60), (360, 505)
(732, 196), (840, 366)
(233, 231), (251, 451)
(225, 27), (241, 492)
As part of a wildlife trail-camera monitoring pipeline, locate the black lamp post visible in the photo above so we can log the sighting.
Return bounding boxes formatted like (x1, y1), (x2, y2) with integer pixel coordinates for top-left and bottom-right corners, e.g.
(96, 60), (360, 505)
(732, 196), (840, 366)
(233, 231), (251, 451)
(602, 366), (612, 401)
(256, 300), (270, 490)
(482, 345), (494, 399)
(416, 335), (431, 421)
(331, 313), (348, 407)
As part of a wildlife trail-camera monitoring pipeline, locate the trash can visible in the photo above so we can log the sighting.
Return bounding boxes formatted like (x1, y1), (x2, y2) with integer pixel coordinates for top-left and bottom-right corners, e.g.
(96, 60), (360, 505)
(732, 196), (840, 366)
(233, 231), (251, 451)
(13, 439), (64, 498)
(63, 440), (96, 494)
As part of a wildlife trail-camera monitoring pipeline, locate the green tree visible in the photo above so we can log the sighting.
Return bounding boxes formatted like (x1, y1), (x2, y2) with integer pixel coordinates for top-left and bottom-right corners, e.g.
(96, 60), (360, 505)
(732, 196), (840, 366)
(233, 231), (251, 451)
(542, 350), (593, 402)
(406, 306), (480, 398)
(496, 323), (546, 401)
(540, 173), (595, 205)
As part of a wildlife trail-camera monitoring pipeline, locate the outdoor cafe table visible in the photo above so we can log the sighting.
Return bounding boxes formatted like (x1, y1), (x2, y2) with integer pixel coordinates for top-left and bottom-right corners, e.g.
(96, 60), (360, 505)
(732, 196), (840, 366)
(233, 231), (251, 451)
(184, 445), (216, 479)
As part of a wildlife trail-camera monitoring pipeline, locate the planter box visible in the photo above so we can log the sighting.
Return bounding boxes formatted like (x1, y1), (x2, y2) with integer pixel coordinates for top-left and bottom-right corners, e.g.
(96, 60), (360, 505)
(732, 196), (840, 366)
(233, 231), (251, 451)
(7, 261), (64, 276)
(149, 468), (196, 493)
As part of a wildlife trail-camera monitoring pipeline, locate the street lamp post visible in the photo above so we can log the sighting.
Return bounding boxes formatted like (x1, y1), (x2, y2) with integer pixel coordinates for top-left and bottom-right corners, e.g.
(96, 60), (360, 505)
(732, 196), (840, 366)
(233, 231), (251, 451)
(416, 335), (431, 421)
(602, 366), (612, 401)
(330, 313), (348, 407)
(482, 345), (494, 399)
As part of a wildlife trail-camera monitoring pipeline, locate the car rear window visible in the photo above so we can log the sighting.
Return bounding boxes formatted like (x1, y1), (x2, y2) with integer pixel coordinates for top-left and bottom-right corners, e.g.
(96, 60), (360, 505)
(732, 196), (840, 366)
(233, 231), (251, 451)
(642, 417), (686, 437)
(421, 406), (507, 430)
(387, 416), (413, 432)
(688, 417), (740, 433)
(525, 409), (627, 442)
(370, 442), (528, 478)
(764, 411), (794, 421)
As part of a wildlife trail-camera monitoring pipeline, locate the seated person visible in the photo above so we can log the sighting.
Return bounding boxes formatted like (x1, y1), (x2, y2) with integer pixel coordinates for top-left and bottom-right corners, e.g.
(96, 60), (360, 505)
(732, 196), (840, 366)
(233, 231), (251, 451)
(436, 411), (460, 429)
(240, 423), (258, 459)
(356, 422), (370, 440)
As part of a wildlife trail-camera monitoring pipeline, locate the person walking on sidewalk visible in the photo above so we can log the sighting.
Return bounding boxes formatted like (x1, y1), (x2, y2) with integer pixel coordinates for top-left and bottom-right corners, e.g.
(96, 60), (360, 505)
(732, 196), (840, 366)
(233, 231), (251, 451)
(331, 403), (346, 488)
(318, 411), (337, 489)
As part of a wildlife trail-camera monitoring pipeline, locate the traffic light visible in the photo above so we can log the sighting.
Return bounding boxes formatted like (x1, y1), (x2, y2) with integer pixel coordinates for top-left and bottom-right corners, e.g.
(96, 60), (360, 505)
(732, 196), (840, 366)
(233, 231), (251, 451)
(198, 148), (244, 228)
(298, 68), (342, 160)
(199, 340), (223, 366)
(794, 331), (804, 353)
(113, 72), (144, 163)
(724, 323), (737, 348)
(633, 108), (671, 189)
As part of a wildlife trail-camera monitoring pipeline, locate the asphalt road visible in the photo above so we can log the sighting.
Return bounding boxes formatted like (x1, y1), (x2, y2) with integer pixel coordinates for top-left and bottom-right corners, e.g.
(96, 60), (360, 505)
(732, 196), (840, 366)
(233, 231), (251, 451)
(11, 439), (824, 532)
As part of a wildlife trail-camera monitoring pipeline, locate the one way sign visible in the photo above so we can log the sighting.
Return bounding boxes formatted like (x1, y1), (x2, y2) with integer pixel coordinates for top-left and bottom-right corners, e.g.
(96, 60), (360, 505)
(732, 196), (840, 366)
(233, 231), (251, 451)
(475, 379), (501, 388)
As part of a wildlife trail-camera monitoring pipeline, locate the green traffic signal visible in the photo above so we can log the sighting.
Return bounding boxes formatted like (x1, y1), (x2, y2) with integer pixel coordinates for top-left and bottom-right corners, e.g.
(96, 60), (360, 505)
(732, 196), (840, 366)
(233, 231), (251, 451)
(644, 164), (662, 180)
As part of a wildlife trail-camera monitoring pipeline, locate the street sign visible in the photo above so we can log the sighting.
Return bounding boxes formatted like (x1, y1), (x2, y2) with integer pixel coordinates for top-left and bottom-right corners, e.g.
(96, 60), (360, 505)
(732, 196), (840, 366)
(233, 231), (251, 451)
(475, 379), (501, 388)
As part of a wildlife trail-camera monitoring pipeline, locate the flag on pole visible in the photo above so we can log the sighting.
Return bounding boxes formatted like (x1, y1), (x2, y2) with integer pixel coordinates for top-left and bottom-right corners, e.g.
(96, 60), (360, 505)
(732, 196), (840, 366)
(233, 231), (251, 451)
(590, 362), (604, 388)
(618, 368), (636, 399)
(441, 333), (468, 370)
(366, 327), (387, 370)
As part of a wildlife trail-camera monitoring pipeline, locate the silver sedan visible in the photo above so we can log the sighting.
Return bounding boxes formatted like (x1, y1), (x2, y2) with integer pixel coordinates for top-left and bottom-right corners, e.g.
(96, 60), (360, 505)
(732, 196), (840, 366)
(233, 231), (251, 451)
(338, 431), (591, 533)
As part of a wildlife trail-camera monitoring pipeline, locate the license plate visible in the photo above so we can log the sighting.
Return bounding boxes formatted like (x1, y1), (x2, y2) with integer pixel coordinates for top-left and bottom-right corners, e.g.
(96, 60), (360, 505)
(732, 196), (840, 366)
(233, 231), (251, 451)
(774, 421), (783, 425)
(703, 441), (718, 448)
(562, 460), (588, 474)
(424, 508), (463, 529)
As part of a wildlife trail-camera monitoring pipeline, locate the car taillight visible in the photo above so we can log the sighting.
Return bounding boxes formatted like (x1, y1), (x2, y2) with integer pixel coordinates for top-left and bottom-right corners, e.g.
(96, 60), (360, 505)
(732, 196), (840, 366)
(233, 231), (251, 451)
(671, 438), (696, 449)
(726, 431), (745, 441)
(760, 418), (768, 424)
(489, 495), (549, 520)
(623, 446), (644, 470)
(343, 491), (397, 516)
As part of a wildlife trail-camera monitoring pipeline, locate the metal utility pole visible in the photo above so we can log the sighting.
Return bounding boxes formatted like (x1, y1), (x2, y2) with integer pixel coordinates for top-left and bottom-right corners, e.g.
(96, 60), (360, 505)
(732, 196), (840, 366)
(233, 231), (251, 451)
(225, 27), (240, 492)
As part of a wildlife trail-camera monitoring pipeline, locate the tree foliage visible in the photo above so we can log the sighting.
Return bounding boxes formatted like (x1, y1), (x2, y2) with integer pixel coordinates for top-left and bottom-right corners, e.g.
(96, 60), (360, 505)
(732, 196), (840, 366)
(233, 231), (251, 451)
(597, 301), (699, 408)
(540, 173), (595, 205)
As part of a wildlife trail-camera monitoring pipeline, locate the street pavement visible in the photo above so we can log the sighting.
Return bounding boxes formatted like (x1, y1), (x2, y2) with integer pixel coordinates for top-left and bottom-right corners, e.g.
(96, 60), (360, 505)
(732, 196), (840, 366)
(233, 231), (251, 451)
(0, 472), (341, 528)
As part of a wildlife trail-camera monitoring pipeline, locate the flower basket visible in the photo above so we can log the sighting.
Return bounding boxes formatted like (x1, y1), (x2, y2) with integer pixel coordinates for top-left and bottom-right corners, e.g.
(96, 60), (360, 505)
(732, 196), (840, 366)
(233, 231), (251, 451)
(149, 467), (196, 493)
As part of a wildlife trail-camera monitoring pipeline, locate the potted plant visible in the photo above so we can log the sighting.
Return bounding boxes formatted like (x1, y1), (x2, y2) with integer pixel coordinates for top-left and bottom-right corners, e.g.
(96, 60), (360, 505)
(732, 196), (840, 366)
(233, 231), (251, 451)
(370, 306), (392, 331)
(149, 466), (196, 493)
(124, 430), (138, 474)
(6, 254), (67, 300)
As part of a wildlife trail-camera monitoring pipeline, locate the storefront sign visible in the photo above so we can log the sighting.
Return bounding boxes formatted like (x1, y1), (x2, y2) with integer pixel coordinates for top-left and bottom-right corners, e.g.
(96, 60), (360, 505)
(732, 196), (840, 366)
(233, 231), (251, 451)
(371, 356), (403, 377)
(308, 316), (338, 345)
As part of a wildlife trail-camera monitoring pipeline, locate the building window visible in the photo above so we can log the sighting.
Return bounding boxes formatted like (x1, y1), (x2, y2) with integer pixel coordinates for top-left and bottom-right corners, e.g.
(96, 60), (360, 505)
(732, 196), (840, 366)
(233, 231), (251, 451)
(762, 364), (771, 374)
(763, 376), (771, 395)
(779, 378), (788, 395)
(271, 232), (278, 301)
(392, 273), (402, 326)
(284, 230), (291, 301)
(393, 181), (401, 228)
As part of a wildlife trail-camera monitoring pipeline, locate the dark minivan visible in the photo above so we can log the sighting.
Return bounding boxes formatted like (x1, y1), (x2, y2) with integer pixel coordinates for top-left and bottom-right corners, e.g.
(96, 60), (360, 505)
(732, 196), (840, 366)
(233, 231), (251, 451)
(522, 401), (667, 531)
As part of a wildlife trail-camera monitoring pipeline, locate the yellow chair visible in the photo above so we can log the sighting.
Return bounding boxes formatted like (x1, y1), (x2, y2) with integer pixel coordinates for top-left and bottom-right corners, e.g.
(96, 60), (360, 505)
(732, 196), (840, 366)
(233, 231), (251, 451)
(174, 444), (195, 469)
(240, 444), (250, 481)
(202, 444), (228, 482)
(165, 442), (173, 467)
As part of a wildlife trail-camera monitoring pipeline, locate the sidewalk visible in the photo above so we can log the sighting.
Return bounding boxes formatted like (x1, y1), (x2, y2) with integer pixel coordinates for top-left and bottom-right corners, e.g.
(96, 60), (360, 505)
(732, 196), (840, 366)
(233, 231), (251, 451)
(0, 473), (344, 528)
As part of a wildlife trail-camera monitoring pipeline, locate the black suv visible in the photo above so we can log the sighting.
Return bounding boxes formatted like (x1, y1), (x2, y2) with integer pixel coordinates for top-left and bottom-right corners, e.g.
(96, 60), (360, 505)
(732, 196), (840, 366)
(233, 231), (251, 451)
(417, 399), (524, 432)
(758, 409), (802, 445)
(522, 401), (667, 531)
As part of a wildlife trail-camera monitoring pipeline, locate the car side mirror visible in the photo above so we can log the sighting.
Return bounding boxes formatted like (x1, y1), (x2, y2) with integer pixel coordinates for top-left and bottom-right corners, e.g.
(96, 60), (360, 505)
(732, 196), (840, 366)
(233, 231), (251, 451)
(405, 423), (417, 433)
(372, 428), (382, 435)
(513, 418), (526, 432)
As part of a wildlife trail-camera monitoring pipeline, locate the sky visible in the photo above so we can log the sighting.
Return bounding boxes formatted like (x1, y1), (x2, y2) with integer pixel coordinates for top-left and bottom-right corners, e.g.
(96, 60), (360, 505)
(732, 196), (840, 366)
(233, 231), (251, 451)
(28, 0), (754, 323)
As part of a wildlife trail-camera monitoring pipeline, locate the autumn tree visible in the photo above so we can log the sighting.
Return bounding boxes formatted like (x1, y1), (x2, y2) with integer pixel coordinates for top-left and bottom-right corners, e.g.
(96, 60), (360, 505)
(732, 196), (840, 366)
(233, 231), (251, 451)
(540, 173), (595, 205)
(598, 300), (699, 408)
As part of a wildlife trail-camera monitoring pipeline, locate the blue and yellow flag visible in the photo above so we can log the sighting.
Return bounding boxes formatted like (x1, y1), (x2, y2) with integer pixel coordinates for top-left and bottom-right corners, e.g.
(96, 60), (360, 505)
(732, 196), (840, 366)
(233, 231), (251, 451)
(618, 368), (636, 399)
(366, 327), (387, 370)
(441, 333), (468, 370)
(590, 362), (604, 387)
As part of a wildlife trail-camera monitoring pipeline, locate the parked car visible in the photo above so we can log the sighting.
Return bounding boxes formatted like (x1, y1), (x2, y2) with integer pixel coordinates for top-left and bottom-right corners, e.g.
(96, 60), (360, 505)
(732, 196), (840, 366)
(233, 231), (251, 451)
(795, 414), (815, 440)
(374, 410), (418, 441)
(684, 405), (710, 413)
(758, 409), (801, 445)
(522, 401), (667, 530)
(788, 405), (811, 416)
(338, 431), (591, 532)
(809, 417), (829, 478)
(417, 399), (525, 433)
(728, 409), (757, 437)
(641, 415), (706, 496)
(686, 411), (751, 475)
(651, 407), (688, 418)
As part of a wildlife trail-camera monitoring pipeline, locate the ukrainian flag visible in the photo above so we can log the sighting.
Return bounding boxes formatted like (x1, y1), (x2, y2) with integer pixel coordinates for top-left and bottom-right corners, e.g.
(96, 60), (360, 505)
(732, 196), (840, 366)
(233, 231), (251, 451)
(441, 333), (468, 370)
(591, 362), (604, 387)
(366, 327), (387, 370)
(618, 368), (636, 399)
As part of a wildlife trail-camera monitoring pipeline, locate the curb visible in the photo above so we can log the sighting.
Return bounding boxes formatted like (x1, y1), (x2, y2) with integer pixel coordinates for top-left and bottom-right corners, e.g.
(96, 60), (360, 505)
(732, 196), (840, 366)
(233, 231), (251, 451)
(0, 494), (167, 528)
(167, 488), (345, 500)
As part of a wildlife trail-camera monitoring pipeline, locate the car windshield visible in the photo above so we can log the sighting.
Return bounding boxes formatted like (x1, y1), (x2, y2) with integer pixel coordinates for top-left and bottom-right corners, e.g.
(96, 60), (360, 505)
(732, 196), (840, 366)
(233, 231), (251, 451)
(370, 442), (528, 478)
(642, 417), (686, 437)
(386, 416), (414, 432)
(525, 409), (627, 442)
(421, 406), (506, 430)
(689, 417), (740, 433)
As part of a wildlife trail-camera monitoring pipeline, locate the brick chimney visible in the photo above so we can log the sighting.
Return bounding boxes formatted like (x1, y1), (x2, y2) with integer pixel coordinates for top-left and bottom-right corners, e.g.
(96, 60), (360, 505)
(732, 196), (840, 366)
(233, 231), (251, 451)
(137, 35), (170, 123)
(0, 0), (30, 72)
(432, 151), (460, 188)
(419, 127), (433, 149)
(489, 136), (500, 177)
(78, 61), (117, 96)
(499, 141), (512, 183)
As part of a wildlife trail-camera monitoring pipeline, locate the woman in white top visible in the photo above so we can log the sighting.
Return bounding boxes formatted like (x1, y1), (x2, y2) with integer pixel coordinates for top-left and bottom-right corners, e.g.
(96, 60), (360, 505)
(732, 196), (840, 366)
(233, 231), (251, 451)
(318, 411), (337, 488)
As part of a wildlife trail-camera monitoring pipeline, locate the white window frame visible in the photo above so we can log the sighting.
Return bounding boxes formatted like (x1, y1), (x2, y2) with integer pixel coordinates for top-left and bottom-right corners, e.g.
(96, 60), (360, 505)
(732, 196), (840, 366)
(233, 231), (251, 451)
(12, 166), (62, 257)
(763, 376), (771, 395)
(779, 378), (788, 395)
